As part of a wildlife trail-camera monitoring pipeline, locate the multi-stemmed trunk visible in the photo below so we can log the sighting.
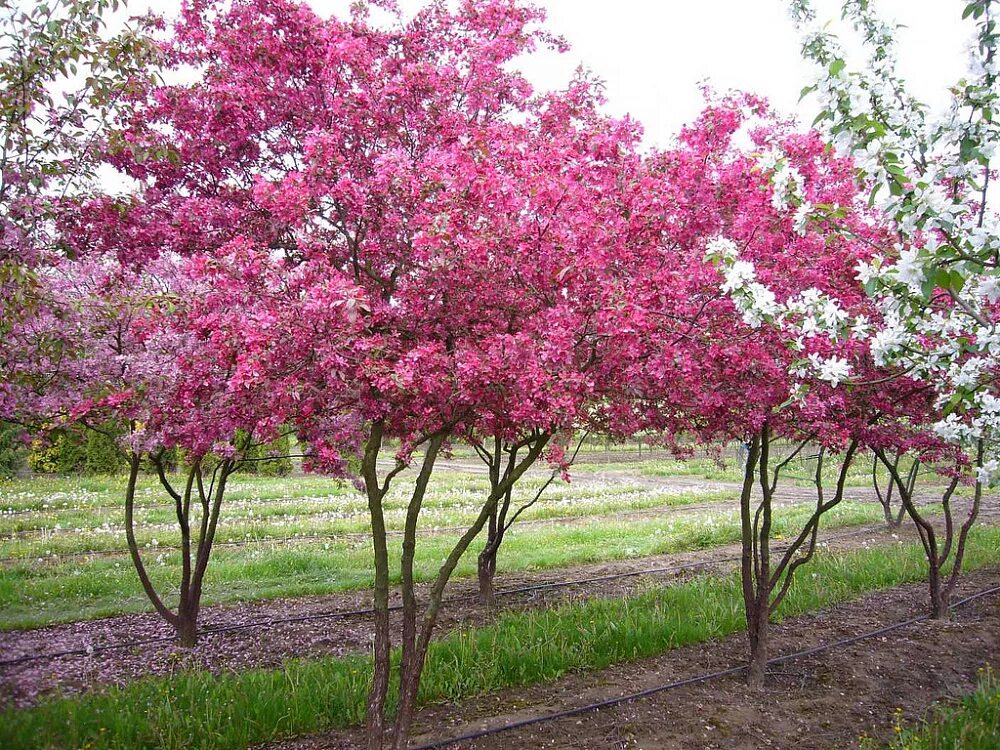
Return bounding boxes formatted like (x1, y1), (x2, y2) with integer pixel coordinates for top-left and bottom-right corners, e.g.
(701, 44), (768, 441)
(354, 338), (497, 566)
(362, 424), (551, 750)
(739, 432), (770, 690)
(474, 433), (586, 608)
(872, 452), (917, 528)
(475, 437), (514, 610)
(874, 442), (983, 620)
(740, 423), (859, 689)
(123, 451), (233, 646)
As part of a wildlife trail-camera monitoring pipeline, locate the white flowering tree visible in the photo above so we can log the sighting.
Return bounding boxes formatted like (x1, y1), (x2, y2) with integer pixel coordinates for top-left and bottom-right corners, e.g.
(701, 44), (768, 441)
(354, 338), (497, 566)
(712, 0), (997, 618)
(787, 0), (999, 467)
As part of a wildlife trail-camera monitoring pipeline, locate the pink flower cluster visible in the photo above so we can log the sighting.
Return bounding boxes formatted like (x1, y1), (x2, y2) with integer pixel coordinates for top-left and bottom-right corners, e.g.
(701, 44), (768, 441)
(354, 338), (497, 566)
(1, 0), (953, 472)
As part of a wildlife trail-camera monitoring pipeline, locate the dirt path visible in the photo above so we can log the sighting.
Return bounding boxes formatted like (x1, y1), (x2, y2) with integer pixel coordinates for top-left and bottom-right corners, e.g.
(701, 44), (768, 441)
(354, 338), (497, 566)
(274, 568), (1000, 750)
(0, 512), (973, 709)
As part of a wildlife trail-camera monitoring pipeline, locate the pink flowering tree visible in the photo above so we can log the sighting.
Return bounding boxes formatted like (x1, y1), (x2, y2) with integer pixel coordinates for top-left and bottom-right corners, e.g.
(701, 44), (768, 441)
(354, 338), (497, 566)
(3, 243), (362, 645)
(0, 0), (156, 419)
(460, 86), (669, 607)
(281, 71), (650, 750)
(638, 97), (946, 687)
(99, 1), (655, 746)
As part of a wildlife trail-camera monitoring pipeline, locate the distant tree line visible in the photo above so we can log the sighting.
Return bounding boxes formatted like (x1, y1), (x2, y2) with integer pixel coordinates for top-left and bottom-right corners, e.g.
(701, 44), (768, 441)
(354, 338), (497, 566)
(0, 424), (293, 478)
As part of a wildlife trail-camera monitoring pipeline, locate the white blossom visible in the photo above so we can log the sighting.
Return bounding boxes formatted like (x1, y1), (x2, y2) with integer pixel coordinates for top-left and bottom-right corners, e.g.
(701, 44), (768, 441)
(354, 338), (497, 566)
(891, 247), (925, 291)
(793, 202), (812, 235)
(722, 260), (756, 293)
(808, 353), (851, 387)
(870, 326), (908, 367)
(706, 236), (740, 261)
(976, 459), (999, 485)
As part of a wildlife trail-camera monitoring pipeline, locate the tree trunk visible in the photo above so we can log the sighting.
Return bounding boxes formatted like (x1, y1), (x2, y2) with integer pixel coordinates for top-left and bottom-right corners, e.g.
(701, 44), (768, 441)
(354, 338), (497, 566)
(876, 449), (968, 620)
(739, 431), (765, 689)
(886, 504), (906, 529)
(477, 544), (497, 610)
(746, 602), (769, 690)
(393, 633), (432, 750)
(476, 439), (513, 609)
(478, 487), (500, 609)
(362, 427), (391, 750)
(124, 453), (181, 633)
(928, 560), (949, 619)
(176, 609), (199, 647)
(390, 435), (551, 749)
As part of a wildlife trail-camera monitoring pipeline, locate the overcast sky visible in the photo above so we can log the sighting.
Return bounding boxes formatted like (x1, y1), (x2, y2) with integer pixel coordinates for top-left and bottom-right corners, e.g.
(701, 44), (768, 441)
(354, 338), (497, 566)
(119, 0), (972, 148)
(318, 0), (972, 148)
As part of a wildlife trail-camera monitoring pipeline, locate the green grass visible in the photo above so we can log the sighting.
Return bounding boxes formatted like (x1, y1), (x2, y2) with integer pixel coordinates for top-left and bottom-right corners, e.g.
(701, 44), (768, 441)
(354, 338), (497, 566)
(861, 666), (1000, 749)
(571, 455), (746, 481)
(0, 468), (721, 539)
(571, 452), (934, 489)
(3, 527), (998, 750)
(0, 500), (888, 630)
(0, 484), (721, 552)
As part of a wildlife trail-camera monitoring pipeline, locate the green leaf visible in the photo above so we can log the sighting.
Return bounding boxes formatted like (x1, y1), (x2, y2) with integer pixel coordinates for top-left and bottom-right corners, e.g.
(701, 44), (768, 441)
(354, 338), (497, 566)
(812, 111), (832, 127)
(921, 274), (937, 300)
(944, 390), (965, 416)
(960, 137), (979, 162)
(934, 267), (953, 291)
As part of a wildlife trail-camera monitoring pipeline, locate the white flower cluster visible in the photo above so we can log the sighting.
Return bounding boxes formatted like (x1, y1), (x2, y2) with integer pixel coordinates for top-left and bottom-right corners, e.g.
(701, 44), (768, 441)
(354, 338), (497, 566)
(706, 237), (854, 389)
(707, 238), (780, 330)
(756, 147), (813, 235)
(808, 352), (852, 387)
(785, 287), (850, 346)
(788, 0), (1000, 474)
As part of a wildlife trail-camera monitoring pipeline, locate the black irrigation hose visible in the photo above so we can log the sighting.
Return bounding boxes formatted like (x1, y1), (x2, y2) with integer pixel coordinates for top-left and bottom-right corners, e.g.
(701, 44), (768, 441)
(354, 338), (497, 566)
(0, 524), (883, 668)
(409, 583), (1000, 750)
(0, 552), (744, 667)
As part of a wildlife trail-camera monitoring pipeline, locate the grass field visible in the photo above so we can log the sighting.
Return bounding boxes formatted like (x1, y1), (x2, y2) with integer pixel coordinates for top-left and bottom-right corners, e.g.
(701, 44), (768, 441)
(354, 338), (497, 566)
(571, 453), (948, 489)
(3, 528), (998, 750)
(1, 470), (736, 539)
(0, 470), (889, 629)
(0, 458), (992, 750)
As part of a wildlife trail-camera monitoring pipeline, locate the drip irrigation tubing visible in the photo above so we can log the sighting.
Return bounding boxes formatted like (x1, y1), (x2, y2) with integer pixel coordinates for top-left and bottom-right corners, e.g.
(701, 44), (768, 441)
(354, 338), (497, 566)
(0, 523), (885, 668)
(409, 583), (1000, 750)
(0, 552), (742, 667)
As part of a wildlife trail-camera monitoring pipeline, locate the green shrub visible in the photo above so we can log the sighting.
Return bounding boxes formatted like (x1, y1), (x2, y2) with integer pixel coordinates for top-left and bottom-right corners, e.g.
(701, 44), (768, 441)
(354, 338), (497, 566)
(243, 433), (293, 476)
(0, 422), (25, 479)
(27, 424), (125, 476)
(28, 429), (86, 474)
(83, 425), (125, 475)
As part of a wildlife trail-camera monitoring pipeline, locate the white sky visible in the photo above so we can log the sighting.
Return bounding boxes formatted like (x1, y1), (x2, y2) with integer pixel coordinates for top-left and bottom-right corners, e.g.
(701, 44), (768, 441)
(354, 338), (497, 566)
(319, 0), (972, 148)
(118, 0), (971, 148)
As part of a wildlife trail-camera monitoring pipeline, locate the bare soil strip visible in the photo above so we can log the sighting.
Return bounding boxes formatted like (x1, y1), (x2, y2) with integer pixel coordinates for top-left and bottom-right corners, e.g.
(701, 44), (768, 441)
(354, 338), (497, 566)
(274, 568), (1000, 750)
(0, 515), (952, 709)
